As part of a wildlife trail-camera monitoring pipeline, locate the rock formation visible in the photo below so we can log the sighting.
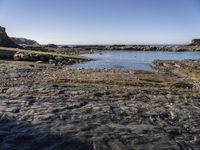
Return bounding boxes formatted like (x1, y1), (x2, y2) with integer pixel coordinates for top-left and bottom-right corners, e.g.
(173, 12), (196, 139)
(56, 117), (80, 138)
(0, 26), (19, 48)
(13, 50), (92, 65)
(11, 37), (41, 47)
(45, 44), (58, 48)
(191, 39), (200, 46)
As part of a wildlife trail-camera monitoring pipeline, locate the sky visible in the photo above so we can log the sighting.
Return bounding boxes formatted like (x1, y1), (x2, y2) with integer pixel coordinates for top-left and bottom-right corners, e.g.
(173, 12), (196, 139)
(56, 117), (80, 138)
(0, 0), (200, 45)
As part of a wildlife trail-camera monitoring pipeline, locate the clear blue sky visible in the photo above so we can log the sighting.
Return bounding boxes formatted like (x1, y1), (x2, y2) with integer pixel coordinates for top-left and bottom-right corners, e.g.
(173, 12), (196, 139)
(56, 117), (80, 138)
(1, 0), (200, 45)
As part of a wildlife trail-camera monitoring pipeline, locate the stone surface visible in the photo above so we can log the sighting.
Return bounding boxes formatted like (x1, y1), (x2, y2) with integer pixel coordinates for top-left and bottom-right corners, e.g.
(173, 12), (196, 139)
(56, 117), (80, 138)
(0, 59), (199, 149)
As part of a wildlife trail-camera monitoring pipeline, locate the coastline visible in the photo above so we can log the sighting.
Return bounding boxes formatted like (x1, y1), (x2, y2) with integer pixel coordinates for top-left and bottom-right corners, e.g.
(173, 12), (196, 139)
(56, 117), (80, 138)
(1, 26), (200, 149)
(1, 0), (200, 148)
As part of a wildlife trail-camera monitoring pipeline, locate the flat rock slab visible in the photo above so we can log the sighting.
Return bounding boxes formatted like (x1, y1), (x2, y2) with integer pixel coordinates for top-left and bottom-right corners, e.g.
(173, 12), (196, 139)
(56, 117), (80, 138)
(0, 60), (199, 150)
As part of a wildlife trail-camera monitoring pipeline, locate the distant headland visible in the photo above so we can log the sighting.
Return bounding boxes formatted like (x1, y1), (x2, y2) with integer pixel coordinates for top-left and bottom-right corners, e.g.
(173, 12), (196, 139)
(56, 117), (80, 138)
(1, 26), (200, 52)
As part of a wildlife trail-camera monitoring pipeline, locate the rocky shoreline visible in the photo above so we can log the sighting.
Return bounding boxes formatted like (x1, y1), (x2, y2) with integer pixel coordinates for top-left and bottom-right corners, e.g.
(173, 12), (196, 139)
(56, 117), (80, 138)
(1, 25), (200, 149)
(0, 47), (93, 66)
(0, 59), (199, 150)
(109, 44), (200, 52)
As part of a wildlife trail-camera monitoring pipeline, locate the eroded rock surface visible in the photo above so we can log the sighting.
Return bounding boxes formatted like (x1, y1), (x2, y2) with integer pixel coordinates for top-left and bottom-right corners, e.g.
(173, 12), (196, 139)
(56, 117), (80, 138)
(0, 60), (199, 150)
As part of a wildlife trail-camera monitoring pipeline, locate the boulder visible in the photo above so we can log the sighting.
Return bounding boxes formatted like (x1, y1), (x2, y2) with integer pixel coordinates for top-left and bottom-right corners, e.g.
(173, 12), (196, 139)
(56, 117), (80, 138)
(0, 26), (19, 48)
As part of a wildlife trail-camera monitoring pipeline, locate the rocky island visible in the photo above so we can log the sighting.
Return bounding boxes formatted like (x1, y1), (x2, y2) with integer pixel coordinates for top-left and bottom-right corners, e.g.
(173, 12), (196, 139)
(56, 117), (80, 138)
(0, 26), (200, 150)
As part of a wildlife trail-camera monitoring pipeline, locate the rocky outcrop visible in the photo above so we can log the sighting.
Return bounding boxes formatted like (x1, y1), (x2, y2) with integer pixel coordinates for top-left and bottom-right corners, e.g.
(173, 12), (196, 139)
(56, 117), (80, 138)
(14, 50), (92, 65)
(152, 59), (200, 80)
(0, 26), (19, 48)
(110, 45), (160, 51)
(11, 37), (41, 47)
(190, 39), (200, 46)
(45, 44), (58, 48)
(109, 44), (200, 52)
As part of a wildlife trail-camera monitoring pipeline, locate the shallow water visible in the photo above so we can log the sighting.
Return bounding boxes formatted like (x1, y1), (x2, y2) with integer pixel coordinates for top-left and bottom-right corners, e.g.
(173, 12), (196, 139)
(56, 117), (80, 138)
(72, 51), (200, 71)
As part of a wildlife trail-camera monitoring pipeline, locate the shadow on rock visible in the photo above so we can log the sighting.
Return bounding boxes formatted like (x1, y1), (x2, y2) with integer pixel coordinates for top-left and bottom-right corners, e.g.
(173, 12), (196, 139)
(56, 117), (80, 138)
(0, 119), (93, 150)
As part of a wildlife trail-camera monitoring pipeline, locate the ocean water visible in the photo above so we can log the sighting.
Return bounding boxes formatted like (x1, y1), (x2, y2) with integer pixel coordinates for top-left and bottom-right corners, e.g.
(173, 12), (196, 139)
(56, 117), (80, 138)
(72, 51), (200, 71)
